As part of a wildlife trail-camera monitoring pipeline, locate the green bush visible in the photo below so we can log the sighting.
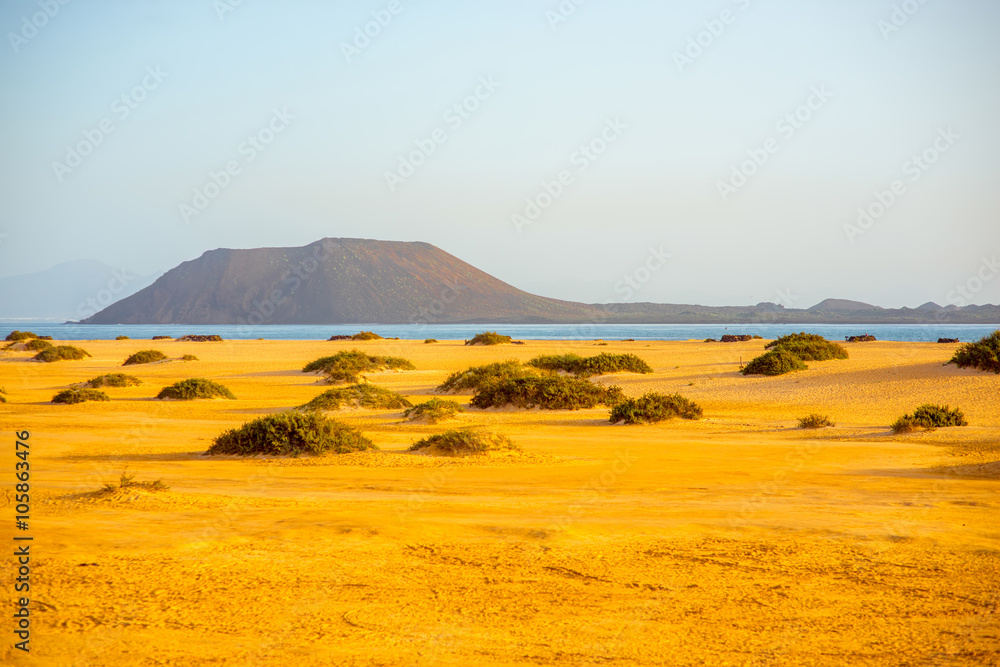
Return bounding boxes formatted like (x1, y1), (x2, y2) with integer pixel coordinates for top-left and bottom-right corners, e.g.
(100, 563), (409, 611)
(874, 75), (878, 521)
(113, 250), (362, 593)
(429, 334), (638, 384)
(299, 384), (412, 411)
(528, 352), (653, 377)
(5, 331), (40, 342)
(403, 398), (464, 423)
(891, 404), (968, 434)
(86, 373), (142, 388)
(25, 339), (54, 352)
(156, 378), (236, 400)
(207, 412), (375, 456)
(100, 470), (168, 493)
(609, 393), (702, 424)
(437, 361), (535, 393)
(181, 354), (199, 361)
(123, 349), (168, 366)
(765, 332), (848, 361)
(115, 335), (130, 341)
(409, 428), (517, 457)
(948, 330), (1000, 374)
(424, 339), (439, 344)
(798, 414), (835, 429)
(471, 376), (623, 410)
(302, 350), (415, 384)
(465, 331), (512, 346)
(34, 345), (91, 362)
(351, 331), (383, 341)
(52, 388), (110, 404)
(741, 350), (808, 376)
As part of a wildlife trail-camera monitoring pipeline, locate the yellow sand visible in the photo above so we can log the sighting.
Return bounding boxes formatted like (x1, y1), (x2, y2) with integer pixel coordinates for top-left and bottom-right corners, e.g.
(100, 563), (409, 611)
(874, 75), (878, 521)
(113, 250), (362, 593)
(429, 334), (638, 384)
(1, 338), (998, 666)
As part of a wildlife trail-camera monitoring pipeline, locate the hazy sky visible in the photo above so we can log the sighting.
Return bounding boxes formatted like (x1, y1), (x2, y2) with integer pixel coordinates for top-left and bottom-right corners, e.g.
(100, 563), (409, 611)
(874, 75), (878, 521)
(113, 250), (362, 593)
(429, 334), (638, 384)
(1, 0), (998, 308)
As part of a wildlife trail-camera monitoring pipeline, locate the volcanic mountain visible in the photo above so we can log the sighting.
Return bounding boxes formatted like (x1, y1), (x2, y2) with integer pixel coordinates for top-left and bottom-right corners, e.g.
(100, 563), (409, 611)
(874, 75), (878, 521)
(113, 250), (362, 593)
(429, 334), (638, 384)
(80, 238), (604, 325)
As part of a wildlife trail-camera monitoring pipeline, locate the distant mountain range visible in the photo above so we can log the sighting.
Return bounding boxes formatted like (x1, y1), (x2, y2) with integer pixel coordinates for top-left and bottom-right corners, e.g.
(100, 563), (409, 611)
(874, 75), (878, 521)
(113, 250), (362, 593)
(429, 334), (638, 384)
(0, 260), (156, 321)
(11, 238), (994, 325)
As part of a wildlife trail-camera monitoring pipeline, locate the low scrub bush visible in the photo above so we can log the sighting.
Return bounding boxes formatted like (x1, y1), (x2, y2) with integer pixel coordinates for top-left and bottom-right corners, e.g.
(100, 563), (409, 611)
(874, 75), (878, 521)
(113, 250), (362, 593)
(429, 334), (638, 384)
(798, 414), (835, 429)
(177, 335), (223, 342)
(181, 354), (199, 361)
(123, 349), (168, 366)
(471, 376), (623, 410)
(528, 352), (653, 377)
(52, 388), (110, 404)
(207, 412), (375, 456)
(35, 345), (91, 362)
(741, 350), (808, 376)
(424, 339), (439, 344)
(303, 350), (415, 384)
(101, 470), (168, 493)
(948, 330), (1000, 374)
(86, 373), (142, 388)
(437, 360), (535, 393)
(0, 387), (6, 403)
(466, 331), (512, 346)
(766, 332), (848, 361)
(156, 378), (236, 400)
(609, 393), (702, 424)
(409, 428), (517, 457)
(25, 338), (54, 351)
(115, 335), (130, 341)
(152, 335), (172, 340)
(299, 384), (412, 411)
(403, 398), (464, 423)
(351, 331), (383, 341)
(891, 404), (968, 434)
(5, 331), (40, 342)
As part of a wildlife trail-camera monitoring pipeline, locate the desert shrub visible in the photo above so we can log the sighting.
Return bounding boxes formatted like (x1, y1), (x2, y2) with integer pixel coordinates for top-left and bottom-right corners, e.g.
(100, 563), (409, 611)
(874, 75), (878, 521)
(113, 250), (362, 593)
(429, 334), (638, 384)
(299, 384), (412, 411)
(5, 331), (40, 342)
(891, 404), (968, 434)
(424, 339), (439, 344)
(704, 338), (717, 343)
(207, 412), (375, 456)
(741, 350), (808, 377)
(0, 387), (6, 403)
(948, 330), (1000, 374)
(609, 393), (702, 424)
(766, 332), (848, 361)
(123, 349), (168, 366)
(409, 428), (517, 457)
(302, 350), (415, 384)
(115, 335), (130, 341)
(351, 331), (383, 341)
(403, 398), (464, 423)
(798, 414), (835, 429)
(177, 335), (223, 342)
(52, 388), (110, 404)
(465, 331), (512, 346)
(34, 345), (91, 362)
(100, 470), (168, 493)
(181, 354), (199, 361)
(156, 378), (236, 400)
(437, 360), (536, 393)
(152, 335), (172, 340)
(86, 373), (142, 388)
(528, 353), (653, 377)
(471, 376), (623, 410)
(25, 338), (54, 351)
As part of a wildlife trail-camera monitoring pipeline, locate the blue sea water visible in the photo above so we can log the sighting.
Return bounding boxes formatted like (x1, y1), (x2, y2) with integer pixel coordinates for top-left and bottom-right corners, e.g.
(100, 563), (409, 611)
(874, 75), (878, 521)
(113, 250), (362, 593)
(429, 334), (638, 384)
(1, 321), (997, 342)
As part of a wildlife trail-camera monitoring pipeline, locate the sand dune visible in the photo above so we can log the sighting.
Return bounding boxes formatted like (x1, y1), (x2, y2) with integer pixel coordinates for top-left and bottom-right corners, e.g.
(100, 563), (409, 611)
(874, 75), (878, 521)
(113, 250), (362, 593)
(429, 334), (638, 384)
(1, 339), (998, 665)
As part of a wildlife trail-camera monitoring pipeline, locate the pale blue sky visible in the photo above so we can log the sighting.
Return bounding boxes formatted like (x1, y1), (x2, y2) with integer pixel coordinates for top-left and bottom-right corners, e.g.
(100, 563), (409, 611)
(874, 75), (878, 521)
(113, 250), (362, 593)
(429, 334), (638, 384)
(1, 0), (998, 308)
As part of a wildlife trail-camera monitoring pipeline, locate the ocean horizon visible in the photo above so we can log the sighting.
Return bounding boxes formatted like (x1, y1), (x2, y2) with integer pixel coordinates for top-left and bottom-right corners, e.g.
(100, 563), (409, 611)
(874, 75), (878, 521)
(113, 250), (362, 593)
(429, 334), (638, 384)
(3, 321), (997, 343)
